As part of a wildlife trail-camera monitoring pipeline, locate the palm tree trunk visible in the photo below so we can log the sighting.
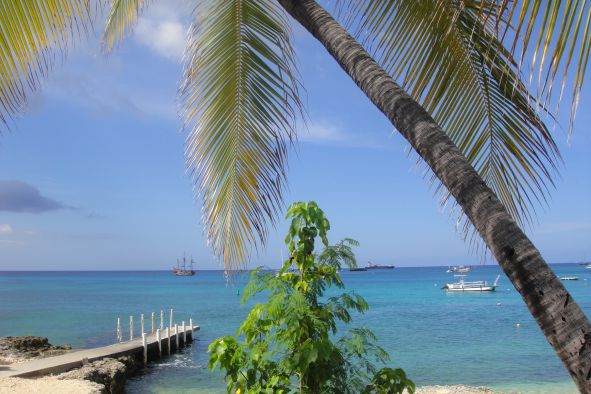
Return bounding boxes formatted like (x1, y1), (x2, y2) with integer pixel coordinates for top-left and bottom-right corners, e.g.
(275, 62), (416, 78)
(277, 0), (591, 391)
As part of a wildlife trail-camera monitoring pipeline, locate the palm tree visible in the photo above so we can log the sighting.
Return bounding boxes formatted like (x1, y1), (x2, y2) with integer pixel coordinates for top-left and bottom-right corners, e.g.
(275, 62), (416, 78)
(1, 0), (590, 391)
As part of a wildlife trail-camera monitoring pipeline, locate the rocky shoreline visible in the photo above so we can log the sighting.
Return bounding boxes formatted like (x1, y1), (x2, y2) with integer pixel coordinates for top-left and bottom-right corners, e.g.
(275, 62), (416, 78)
(0, 336), (141, 393)
(0, 336), (71, 365)
(0, 337), (512, 393)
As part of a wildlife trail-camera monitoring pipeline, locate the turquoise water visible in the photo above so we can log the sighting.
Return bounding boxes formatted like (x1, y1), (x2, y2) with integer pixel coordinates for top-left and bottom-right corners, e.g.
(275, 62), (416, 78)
(1, 265), (589, 393)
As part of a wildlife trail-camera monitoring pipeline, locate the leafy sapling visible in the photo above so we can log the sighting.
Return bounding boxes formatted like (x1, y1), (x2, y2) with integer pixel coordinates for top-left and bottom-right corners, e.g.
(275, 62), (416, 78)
(209, 201), (414, 393)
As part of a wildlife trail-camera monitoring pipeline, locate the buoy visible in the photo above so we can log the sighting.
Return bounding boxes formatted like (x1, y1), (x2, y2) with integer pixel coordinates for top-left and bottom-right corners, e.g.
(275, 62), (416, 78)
(516, 323), (521, 328)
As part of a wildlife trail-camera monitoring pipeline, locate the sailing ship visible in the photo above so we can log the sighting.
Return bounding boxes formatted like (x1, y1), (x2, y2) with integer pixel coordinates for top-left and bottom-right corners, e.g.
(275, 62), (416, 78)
(442, 274), (500, 292)
(173, 254), (195, 276)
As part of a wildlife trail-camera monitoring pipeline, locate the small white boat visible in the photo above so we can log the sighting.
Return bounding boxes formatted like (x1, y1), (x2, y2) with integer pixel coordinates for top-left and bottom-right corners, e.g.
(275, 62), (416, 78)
(585, 264), (591, 270)
(442, 275), (500, 292)
(446, 265), (471, 273)
(560, 276), (579, 281)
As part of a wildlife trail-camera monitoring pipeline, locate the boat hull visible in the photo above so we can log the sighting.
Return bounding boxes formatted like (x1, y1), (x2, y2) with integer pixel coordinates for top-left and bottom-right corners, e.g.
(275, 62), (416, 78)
(173, 269), (195, 276)
(444, 286), (496, 292)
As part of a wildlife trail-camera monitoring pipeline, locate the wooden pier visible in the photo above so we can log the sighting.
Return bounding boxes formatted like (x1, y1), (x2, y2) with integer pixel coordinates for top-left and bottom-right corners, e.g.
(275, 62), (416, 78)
(0, 311), (199, 379)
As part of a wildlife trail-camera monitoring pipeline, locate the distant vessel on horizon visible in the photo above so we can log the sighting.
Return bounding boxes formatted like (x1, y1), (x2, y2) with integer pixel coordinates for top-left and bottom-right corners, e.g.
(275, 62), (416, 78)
(366, 261), (395, 269)
(446, 265), (471, 273)
(349, 262), (395, 272)
(173, 254), (195, 276)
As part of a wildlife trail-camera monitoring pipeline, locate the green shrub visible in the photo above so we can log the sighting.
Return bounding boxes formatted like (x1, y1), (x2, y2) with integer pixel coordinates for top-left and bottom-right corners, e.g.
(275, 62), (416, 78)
(209, 202), (415, 394)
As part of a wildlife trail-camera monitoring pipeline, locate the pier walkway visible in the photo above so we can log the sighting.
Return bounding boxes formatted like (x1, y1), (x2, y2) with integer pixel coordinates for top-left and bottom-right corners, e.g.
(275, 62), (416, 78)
(0, 324), (200, 378)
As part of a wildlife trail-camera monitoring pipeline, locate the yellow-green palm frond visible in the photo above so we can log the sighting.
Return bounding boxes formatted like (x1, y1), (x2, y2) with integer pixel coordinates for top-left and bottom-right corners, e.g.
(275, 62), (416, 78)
(0, 0), (94, 127)
(338, 0), (560, 226)
(181, 0), (304, 270)
(101, 0), (148, 52)
(489, 0), (591, 129)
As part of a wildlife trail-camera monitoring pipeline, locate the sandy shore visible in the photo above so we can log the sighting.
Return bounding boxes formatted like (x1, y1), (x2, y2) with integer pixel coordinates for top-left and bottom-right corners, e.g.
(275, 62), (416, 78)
(0, 377), (102, 394)
(414, 385), (511, 394)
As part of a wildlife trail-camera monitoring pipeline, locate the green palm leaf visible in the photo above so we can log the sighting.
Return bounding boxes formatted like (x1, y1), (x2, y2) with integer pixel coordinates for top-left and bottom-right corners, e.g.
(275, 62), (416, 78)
(494, 0), (591, 128)
(0, 0), (93, 127)
(101, 0), (148, 52)
(338, 0), (561, 226)
(180, 0), (303, 270)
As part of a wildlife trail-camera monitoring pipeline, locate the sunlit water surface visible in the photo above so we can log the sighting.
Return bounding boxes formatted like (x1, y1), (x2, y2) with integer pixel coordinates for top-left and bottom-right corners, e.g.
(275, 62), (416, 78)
(1, 265), (589, 393)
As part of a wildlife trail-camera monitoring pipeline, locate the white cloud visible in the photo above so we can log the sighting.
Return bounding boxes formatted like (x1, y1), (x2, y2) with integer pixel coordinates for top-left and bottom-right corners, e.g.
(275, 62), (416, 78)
(297, 121), (394, 150)
(299, 123), (349, 143)
(0, 224), (13, 235)
(134, 2), (191, 61)
(135, 20), (186, 61)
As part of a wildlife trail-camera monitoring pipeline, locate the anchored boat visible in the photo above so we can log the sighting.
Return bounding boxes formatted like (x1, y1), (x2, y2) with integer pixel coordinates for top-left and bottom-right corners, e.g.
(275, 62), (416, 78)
(366, 261), (395, 269)
(442, 274), (500, 292)
(173, 254), (195, 276)
(446, 265), (471, 273)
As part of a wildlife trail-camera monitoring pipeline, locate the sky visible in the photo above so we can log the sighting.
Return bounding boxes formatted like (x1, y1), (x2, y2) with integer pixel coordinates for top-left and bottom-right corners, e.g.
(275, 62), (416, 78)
(0, 1), (590, 271)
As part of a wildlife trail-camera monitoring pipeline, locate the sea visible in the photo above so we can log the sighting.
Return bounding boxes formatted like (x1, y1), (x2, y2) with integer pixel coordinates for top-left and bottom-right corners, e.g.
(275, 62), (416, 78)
(1, 264), (589, 393)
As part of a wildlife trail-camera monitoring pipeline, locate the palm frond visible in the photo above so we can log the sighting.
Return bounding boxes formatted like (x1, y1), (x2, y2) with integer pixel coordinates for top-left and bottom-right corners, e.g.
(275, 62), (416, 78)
(338, 0), (561, 227)
(181, 0), (304, 270)
(101, 0), (148, 52)
(492, 0), (591, 129)
(0, 0), (94, 127)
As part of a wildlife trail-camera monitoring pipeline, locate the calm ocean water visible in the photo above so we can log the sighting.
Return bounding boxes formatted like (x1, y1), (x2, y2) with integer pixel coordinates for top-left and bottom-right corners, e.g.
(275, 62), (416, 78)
(1, 265), (589, 393)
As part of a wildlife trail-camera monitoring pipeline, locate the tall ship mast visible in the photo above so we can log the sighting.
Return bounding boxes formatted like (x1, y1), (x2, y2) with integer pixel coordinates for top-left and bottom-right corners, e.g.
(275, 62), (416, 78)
(173, 253), (195, 276)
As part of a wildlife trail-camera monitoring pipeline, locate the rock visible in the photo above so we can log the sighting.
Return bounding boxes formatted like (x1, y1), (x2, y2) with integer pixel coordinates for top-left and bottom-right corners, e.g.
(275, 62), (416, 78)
(57, 358), (126, 394)
(0, 337), (71, 364)
(116, 355), (142, 376)
(56, 355), (142, 394)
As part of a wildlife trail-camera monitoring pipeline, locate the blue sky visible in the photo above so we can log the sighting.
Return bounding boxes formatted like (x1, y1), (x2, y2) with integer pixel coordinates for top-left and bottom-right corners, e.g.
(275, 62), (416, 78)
(0, 1), (590, 270)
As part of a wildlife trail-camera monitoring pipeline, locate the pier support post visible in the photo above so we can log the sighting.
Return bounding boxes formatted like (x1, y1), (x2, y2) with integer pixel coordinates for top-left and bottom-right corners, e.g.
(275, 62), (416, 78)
(156, 329), (161, 357)
(182, 321), (186, 344)
(129, 316), (133, 341)
(167, 327), (171, 355)
(142, 333), (147, 365)
(175, 324), (179, 350)
(151, 312), (155, 335)
(160, 310), (164, 330)
(189, 318), (193, 341)
(141, 314), (145, 336)
(169, 308), (173, 330)
(117, 318), (122, 342)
